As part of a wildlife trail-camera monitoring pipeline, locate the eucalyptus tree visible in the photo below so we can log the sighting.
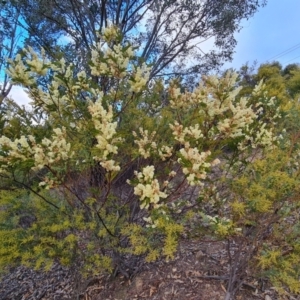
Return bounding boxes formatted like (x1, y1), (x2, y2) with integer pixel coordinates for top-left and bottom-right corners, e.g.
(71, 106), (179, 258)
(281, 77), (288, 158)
(5, 0), (267, 82)
(0, 1), (23, 104)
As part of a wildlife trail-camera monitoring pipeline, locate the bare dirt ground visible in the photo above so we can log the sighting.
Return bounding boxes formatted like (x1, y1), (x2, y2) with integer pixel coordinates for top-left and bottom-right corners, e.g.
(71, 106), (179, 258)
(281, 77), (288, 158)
(1, 237), (293, 300)
(89, 238), (280, 300)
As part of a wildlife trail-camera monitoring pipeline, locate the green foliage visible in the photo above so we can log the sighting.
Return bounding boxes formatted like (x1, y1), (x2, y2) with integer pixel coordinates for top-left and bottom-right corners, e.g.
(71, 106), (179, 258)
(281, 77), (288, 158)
(238, 62), (300, 109)
(226, 142), (300, 294)
(0, 188), (114, 275)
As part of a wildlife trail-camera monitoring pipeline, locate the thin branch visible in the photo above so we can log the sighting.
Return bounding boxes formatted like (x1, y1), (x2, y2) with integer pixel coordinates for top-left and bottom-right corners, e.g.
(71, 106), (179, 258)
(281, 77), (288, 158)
(11, 174), (62, 211)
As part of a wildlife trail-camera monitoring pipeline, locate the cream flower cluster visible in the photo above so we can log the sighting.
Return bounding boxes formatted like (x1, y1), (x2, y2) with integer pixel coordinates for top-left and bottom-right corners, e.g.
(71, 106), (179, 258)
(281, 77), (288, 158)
(158, 145), (173, 161)
(8, 49), (78, 111)
(102, 26), (119, 42)
(131, 166), (168, 209)
(88, 97), (120, 172)
(91, 42), (134, 78)
(51, 57), (66, 73)
(91, 27), (150, 91)
(24, 47), (49, 76)
(194, 83), (243, 120)
(32, 80), (69, 110)
(7, 47), (49, 86)
(128, 63), (151, 93)
(33, 127), (73, 170)
(169, 72), (249, 123)
(169, 122), (184, 142)
(168, 80), (193, 109)
(73, 70), (89, 91)
(169, 73), (242, 113)
(217, 97), (256, 138)
(169, 71), (277, 151)
(6, 54), (35, 85)
(133, 129), (172, 160)
(0, 135), (34, 171)
(170, 122), (203, 144)
(0, 127), (73, 180)
(133, 128), (157, 159)
(252, 79), (265, 96)
(178, 147), (212, 186)
(238, 122), (276, 150)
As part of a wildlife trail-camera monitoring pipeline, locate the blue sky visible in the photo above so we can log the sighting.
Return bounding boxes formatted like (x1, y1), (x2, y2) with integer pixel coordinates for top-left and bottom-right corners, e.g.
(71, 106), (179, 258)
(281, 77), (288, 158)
(8, 1), (300, 105)
(225, 0), (300, 70)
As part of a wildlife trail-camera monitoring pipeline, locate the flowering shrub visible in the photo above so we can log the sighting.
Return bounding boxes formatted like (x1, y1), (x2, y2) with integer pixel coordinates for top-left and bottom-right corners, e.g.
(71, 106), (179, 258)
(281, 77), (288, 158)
(2, 26), (300, 295)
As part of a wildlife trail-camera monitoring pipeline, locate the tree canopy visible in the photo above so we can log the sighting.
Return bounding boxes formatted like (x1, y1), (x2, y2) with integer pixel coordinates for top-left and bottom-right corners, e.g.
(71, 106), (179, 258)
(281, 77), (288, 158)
(1, 0), (267, 83)
(237, 61), (300, 104)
